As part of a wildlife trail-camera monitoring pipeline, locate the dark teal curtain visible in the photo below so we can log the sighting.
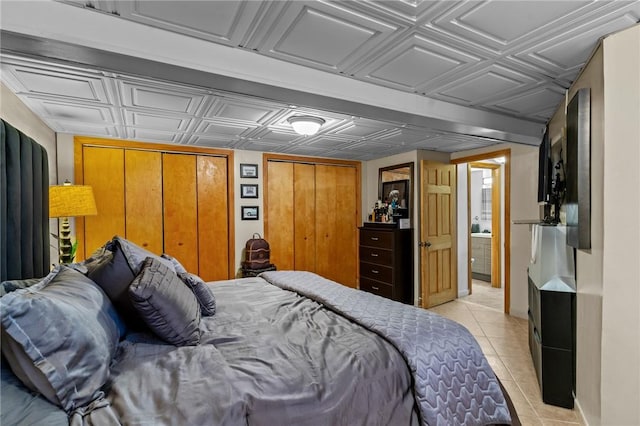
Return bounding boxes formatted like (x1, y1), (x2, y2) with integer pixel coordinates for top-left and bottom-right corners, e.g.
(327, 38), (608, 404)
(1, 119), (49, 281)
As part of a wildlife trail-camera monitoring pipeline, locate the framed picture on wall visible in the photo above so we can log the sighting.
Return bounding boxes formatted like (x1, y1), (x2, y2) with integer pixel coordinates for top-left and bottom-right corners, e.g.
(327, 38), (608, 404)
(240, 184), (259, 199)
(240, 163), (258, 178)
(241, 206), (259, 220)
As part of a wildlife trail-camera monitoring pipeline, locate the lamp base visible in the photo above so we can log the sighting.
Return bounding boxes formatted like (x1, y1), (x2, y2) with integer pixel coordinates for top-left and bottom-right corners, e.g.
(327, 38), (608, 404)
(58, 217), (73, 264)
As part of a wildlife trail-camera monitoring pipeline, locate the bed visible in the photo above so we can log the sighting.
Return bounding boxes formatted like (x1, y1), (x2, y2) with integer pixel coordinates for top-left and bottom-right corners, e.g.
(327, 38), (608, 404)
(0, 120), (519, 425)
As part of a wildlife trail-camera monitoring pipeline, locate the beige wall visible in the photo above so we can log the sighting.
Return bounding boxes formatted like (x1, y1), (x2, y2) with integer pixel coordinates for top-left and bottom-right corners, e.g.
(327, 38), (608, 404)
(561, 43), (605, 426)
(600, 25), (640, 426)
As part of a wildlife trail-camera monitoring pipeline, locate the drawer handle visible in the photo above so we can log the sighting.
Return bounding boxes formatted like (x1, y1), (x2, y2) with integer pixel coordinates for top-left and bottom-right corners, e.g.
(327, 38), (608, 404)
(371, 269), (379, 274)
(371, 253), (379, 257)
(370, 237), (379, 241)
(371, 286), (379, 291)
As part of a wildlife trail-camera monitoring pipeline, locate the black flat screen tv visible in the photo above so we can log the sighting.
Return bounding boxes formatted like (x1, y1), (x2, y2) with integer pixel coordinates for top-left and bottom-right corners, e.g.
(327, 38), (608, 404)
(566, 88), (591, 249)
(538, 128), (552, 204)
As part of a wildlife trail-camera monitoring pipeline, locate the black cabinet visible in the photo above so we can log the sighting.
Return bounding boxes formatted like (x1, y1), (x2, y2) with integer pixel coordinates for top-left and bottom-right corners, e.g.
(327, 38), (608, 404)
(359, 224), (413, 304)
(528, 274), (576, 408)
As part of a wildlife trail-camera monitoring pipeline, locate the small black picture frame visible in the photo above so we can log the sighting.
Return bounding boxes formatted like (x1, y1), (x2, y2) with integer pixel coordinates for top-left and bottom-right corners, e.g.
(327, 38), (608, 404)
(240, 184), (259, 199)
(241, 206), (259, 220)
(240, 163), (258, 178)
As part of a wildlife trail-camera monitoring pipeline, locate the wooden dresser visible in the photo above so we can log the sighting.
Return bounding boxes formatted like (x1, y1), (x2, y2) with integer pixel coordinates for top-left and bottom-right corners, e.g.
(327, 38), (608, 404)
(358, 224), (413, 304)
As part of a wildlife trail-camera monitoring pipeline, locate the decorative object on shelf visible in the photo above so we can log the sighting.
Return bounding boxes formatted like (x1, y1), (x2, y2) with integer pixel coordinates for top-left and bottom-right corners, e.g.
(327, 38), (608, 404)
(240, 163), (258, 178)
(49, 180), (97, 264)
(287, 115), (325, 136)
(240, 184), (259, 199)
(241, 206), (259, 220)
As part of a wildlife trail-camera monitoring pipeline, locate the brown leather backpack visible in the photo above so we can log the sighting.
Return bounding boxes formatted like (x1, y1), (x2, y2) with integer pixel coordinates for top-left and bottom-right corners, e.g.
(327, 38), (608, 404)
(242, 233), (272, 270)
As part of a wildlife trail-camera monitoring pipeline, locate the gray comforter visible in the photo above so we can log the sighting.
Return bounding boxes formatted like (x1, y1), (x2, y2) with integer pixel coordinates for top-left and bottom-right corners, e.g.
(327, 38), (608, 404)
(78, 276), (419, 425)
(260, 271), (512, 426)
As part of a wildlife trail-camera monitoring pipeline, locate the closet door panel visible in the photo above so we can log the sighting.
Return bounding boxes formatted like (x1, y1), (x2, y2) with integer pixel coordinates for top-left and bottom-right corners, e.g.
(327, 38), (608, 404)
(315, 165), (357, 287)
(294, 163), (316, 272)
(163, 153), (198, 272)
(315, 165), (339, 283)
(125, 150), (163, 254)
(266, 161), (294, 270)
(197, 155), (229, 281)
(334, 166), (357, 287)
(82, 146), (125, 257)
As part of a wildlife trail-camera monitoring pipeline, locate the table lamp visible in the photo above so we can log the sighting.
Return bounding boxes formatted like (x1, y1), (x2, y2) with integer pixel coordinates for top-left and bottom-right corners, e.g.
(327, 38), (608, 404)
(49, 180), (97, 264)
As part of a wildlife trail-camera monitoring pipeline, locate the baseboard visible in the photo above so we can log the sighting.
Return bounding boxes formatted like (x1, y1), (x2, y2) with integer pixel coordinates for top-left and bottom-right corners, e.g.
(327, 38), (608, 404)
(573, 398), (589, 425)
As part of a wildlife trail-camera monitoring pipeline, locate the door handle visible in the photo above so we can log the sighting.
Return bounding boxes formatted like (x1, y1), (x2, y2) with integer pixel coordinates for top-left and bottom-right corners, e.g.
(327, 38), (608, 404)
(370, 253), (379, 257)
(419, 241), (432, 248)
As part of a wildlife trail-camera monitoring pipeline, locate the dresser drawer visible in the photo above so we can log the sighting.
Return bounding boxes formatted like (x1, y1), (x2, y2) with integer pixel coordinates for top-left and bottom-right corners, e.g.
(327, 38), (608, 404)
(359, 246), (392, 266)
(359, 229), (393, 249)
(360, 277), (393, 299)
(360, 262), (393, 283)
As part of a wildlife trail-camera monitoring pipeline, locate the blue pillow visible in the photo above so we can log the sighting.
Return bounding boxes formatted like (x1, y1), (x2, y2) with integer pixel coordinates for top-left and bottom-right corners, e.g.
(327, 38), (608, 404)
(0, 266), (119, 412)
(86, 236), (175, 331)
(162, 254), (216, 316)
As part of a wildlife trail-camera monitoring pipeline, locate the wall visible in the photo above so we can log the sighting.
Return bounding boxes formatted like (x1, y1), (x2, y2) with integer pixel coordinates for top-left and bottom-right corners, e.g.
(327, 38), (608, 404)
(451, 143), (539, 318)
(1, 82), (58, 265)
(600, 24), (640, 426)
(234, 150), (264, 277)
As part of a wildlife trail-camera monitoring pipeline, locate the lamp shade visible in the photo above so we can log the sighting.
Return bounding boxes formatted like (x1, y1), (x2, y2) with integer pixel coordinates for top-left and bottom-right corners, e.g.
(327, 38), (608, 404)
(49, 184), (97, 218)
(287, 115), (325, 136)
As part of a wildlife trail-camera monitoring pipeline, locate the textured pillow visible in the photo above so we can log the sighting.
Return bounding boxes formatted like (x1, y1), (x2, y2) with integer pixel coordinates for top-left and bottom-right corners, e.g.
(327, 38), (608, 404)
(162, 254), (216, 316)
(86, 236), (174, 330)
(0, 266), (119, 412)
(129, 257), (201, 346)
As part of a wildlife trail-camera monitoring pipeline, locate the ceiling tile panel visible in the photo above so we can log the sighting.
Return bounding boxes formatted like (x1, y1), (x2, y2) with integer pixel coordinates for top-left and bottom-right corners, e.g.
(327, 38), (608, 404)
(1, 63), (109, 103)
(203, 96), (284, 124)
(54, 121), (119, 137)
(437, 64), (537, 104)
(37, 101), (115, 124)
(253, 1), (399, 71)
(129, 129), (183, 144)
(119, 80), (206, 114)
(355, 33), (480, 91)
(125, 111), (190, 132)
(115, 0), (264, 46)
(491, 86), (565, 117)
(195, 120), (254, 137)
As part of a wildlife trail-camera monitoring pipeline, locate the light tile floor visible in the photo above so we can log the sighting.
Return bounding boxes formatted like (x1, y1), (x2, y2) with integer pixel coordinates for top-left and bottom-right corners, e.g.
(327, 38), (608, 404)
(428, 291), (585, 426)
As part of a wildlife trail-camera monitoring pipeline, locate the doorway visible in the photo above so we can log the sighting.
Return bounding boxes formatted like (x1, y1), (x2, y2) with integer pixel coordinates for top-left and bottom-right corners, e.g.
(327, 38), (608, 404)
(451, 149), (511, 314)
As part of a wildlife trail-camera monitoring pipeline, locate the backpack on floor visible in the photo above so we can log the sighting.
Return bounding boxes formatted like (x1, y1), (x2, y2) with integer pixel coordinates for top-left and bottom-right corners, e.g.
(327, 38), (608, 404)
(242, 233), (272, 270)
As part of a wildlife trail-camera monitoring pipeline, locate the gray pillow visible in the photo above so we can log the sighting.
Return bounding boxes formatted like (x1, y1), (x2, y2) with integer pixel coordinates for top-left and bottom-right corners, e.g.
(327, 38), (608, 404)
(162, 254), (216, 316)
(129, 257), (201, 346)
(0, 278), (42, 297)
(86, 236), (174, 331)
(0, 266), (119, 412)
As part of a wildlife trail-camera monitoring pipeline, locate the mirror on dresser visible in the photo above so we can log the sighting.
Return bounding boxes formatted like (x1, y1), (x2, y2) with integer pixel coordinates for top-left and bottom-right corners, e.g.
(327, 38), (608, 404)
(378, 162), (414, 222)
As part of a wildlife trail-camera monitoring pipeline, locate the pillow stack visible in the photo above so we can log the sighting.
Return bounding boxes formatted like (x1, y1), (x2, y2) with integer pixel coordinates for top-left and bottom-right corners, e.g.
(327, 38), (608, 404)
(0, 236), (217, 414)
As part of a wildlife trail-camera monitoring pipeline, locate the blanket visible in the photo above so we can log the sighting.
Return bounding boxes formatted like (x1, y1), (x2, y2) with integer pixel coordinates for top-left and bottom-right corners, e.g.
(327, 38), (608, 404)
(261, 271), (512, 426)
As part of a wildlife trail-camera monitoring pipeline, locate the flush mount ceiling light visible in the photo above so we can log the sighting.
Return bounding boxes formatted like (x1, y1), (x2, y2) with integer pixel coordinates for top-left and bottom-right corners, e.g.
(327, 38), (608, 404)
(287, 115), (325, 136)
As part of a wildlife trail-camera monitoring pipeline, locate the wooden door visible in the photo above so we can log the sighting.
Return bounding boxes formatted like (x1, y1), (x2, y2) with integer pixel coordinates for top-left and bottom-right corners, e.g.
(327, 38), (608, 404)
(420, 160), (457, 308)
(82, 146), (125, 257)
(163, 153), (198, 272)
(315, 165), (357, 287)
(125, 150), (163, 254)
(294, 163), (316, 271)
(266, 161), (295, 270)
(197, 155), (230, 281)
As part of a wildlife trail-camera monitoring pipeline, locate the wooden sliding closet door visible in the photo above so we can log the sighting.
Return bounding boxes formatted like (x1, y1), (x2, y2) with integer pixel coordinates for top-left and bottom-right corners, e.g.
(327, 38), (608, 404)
(125, 150), (163, 254)
(315, 165), (357, 288)
(197, 156), (229, 281)
(163, 153), (198, 272)
(266, 161), (294, 270)
(294, 163), (316, 271)
(82, 146), (125, 255)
